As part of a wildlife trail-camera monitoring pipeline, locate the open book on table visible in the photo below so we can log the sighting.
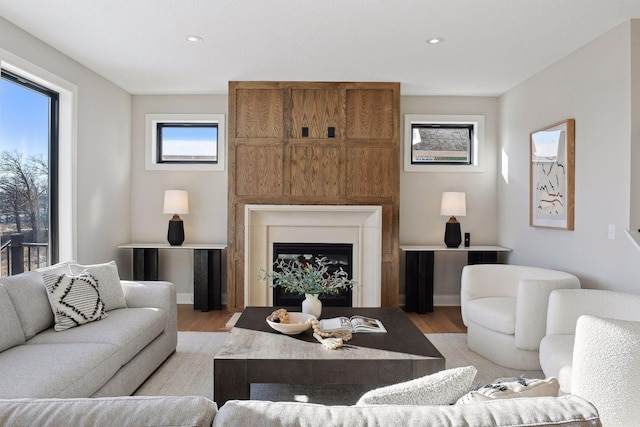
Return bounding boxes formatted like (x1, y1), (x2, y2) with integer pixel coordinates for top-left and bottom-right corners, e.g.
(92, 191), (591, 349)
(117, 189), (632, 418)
(319, 315), (387, 333)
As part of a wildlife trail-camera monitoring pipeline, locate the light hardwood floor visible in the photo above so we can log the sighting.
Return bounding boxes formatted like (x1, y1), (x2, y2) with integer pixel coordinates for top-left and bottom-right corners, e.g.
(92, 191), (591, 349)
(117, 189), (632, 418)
(177, 305), (466, 334)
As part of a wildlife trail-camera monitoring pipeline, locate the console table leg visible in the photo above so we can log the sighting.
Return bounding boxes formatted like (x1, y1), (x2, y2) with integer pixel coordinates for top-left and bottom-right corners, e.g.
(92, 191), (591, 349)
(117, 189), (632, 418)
(467, 251), (498, 265)
(132, 248), (158, 281)
(194, 249), (222, 311)
(405, 251), (434, 313)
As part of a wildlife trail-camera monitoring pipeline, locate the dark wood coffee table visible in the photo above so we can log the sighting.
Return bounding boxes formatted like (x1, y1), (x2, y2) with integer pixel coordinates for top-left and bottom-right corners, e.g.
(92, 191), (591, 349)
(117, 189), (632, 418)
(213, 307), (445, 405)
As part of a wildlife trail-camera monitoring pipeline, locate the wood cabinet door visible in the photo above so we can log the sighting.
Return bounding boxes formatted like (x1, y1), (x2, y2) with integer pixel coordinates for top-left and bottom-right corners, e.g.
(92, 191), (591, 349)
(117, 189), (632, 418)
(346, 89), (395, 140)
(234, 89), (284, 138)
(290, 89), (344, 139)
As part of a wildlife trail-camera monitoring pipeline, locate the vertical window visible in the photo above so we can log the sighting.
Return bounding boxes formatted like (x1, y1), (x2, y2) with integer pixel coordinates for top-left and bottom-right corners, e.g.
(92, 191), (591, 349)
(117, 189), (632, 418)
(0, 69), (59, 275)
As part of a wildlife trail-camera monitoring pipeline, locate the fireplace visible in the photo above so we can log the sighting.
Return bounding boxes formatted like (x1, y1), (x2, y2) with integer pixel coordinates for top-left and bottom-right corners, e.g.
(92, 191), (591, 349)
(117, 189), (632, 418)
(272, 242), (353, 307)
(244, 204), (382, 307)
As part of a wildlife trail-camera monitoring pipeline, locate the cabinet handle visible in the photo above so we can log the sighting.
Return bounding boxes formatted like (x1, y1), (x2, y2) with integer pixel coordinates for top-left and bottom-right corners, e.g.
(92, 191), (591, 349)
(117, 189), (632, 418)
(302, 127), (309, 137)
(327, 127), (335, 138)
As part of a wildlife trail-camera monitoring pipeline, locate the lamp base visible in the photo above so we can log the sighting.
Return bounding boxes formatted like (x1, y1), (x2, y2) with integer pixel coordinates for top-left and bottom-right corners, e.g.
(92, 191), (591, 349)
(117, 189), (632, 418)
(444, 217), (462, 248)
(167, 214), (185, 246)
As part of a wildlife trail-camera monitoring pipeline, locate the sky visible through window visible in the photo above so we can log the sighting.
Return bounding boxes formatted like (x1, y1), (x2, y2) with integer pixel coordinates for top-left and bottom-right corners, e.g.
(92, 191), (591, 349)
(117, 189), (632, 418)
(161, 125), (217, 161)
(0, 77), (49, 158)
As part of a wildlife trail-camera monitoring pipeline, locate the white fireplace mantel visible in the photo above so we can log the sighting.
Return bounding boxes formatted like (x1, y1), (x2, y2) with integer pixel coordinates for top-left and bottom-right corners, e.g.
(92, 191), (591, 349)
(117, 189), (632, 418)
(244, 204), (382, 307)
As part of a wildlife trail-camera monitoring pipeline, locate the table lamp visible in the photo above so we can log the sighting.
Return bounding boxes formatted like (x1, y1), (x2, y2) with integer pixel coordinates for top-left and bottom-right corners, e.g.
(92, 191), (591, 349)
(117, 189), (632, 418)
(440, 192), (466, 248)
(163, 190), (189, 245)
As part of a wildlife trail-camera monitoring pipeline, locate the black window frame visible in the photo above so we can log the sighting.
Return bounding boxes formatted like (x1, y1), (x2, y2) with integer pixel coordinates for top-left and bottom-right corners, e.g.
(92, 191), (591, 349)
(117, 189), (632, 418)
(410, 123), (474, 166)
(156, 122), (219, 165)
(1, 69), (60, 264)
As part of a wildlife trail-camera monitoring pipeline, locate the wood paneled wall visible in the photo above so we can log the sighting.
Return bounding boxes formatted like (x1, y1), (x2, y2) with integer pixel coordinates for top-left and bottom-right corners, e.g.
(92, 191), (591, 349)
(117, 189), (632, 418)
(227, 81), (400, 311)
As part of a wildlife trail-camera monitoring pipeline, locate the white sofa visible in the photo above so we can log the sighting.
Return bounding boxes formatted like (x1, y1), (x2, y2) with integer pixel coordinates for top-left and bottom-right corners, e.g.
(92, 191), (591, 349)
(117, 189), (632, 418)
(461, 264), (580, 370)
(0, 261), (177, 398)
(539, 288), (640, 393)
(0, 394), (601, 427)
(571, 315), (640, 427)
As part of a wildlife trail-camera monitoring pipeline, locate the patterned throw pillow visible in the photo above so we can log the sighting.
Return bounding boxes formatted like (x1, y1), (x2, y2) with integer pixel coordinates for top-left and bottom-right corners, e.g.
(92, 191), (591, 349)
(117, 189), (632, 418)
(356, 366), (477, 406)
(69, 261), (126, 311)
(42, 273), (107, 331)
(456, 376), (559, 404)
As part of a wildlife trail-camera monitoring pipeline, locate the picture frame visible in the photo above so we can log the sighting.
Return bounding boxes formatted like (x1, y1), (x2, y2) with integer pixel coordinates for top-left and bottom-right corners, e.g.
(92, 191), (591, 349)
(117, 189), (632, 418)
(529, 119), (575, 230)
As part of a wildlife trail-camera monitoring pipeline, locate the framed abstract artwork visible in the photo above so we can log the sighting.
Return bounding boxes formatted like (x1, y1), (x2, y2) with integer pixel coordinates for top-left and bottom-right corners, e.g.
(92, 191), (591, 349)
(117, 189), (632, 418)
(529, 119), (575, 230)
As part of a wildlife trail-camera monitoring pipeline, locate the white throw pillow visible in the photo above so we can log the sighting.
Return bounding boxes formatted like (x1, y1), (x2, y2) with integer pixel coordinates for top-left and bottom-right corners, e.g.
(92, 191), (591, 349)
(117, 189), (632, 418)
(69, 261), (126, 311)
(456, 376), (559, 404)
(42, 272), (107, 331)
(356, 366), (477, 406)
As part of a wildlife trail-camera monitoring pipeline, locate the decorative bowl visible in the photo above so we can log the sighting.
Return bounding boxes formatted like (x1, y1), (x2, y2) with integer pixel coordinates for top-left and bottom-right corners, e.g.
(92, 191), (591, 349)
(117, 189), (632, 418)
(266, 312), (316, 335)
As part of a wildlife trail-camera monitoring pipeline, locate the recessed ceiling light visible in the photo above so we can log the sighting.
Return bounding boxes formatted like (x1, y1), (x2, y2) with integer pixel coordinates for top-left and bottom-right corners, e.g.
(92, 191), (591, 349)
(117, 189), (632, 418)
(427, 38), (444, 44)
(186, 35), (203, 42)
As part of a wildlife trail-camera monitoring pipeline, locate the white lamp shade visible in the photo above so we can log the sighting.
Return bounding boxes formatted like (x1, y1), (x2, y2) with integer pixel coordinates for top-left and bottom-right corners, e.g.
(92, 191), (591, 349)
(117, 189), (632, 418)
(163, 190), (189, 215)
(440, 192), (466, 217)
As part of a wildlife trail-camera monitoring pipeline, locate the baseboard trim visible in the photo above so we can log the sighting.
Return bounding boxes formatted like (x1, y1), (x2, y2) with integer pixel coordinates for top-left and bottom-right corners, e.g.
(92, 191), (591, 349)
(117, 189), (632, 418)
(434, 294), (461, 306)
(177, 293), (193, 305)
(177, 292), (228, 306)
(399, 293), (460, 307)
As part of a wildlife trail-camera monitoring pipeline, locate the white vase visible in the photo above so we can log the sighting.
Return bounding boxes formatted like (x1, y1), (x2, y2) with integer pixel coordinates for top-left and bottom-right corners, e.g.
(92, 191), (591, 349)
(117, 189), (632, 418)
(302, 293), (322, 318)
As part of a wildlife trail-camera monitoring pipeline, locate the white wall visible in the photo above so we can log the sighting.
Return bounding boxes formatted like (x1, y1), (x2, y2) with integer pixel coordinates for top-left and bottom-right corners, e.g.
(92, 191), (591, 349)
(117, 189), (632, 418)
(130, 95), (228, 301)
(629, 21), (640, 243)
(400, 96), (500, 303)
(499, 20), (640, 293)
(0, 17), (132, 274)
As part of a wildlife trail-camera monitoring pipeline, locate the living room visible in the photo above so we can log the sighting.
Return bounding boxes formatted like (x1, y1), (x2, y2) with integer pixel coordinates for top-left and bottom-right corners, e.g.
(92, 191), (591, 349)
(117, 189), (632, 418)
(1, 1), (640, 425)
(3, 3), (640, 307)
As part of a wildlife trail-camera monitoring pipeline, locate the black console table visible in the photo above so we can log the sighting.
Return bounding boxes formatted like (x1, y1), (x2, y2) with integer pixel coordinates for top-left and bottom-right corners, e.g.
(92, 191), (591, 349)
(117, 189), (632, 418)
(118, 243), (226, 312)
(401, 245), (511, 313)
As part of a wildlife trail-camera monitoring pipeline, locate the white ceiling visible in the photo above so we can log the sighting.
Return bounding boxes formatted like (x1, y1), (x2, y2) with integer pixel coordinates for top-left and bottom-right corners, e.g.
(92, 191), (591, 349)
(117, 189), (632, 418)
(1, 0), (640, 96)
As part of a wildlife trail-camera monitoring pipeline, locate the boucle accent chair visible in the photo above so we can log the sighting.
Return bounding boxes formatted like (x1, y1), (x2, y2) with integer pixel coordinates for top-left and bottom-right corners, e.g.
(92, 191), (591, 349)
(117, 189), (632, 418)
(571, 315), (640, 427)
(540, 288), (640, 393)
(461, 264), (580, 370)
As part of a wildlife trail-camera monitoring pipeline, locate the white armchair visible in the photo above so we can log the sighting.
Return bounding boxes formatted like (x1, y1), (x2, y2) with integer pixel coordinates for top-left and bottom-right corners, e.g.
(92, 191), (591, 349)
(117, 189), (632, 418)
(540, 289), (640, 393)
(461, 264), (580, 370)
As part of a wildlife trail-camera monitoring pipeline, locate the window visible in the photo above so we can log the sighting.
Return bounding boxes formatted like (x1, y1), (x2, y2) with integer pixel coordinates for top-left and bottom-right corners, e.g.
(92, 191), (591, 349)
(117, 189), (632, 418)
(410, 123), (474, 165)
(146, 114), (225, 171)
(0, 69), (59, 273)
(404, 114), (485, 172)
(157, 123), (218, 164)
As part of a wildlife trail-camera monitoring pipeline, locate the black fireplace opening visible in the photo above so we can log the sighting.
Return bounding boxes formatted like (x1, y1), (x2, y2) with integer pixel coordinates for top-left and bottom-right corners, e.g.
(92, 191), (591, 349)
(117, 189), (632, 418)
(272, 242), (353, 308)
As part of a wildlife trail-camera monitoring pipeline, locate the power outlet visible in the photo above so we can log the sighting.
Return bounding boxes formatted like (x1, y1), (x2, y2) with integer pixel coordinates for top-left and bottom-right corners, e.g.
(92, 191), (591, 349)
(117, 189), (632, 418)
(608, 224), (615, 240)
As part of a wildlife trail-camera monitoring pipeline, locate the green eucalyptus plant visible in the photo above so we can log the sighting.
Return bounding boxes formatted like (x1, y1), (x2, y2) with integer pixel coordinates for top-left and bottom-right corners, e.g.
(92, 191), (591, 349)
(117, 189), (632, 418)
(259, 256), (357, 296)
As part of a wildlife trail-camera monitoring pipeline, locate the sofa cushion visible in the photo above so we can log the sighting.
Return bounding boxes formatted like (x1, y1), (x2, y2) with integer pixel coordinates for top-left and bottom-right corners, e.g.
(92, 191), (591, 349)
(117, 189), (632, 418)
(0, 342), (121, 398)
(356, 366), (477, 406)
(456, 377), (559, 404)
(465, 297), (515, 335)
(214, 395), (600, 427)
(1, 271), (53, 339)
(0, 284), (26, 352)
(0, 396), (218, 427)
(42, 273), (107, 331)
(69, 261), (127, 311)
(27, 307), (167, 367)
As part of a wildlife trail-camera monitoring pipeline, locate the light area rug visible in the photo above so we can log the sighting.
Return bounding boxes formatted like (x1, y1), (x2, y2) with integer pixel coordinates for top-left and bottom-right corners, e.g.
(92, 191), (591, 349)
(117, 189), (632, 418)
(134, 331), (544, 404)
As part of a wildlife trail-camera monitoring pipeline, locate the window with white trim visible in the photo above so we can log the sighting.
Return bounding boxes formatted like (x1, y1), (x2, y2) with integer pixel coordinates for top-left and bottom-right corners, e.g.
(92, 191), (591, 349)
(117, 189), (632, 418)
(146, 113), (225, 171)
